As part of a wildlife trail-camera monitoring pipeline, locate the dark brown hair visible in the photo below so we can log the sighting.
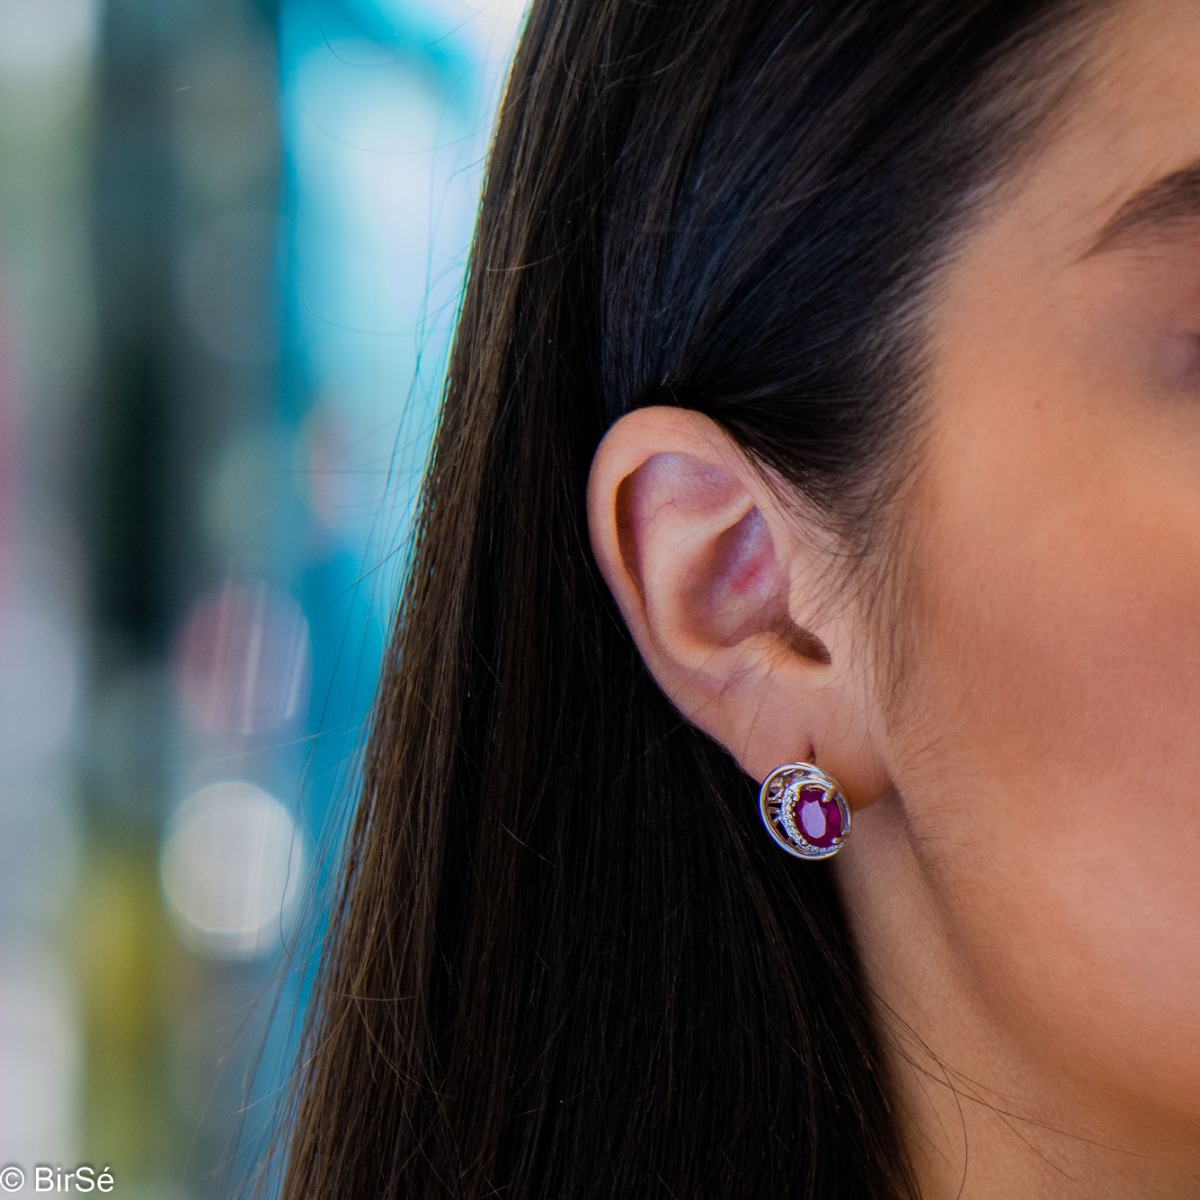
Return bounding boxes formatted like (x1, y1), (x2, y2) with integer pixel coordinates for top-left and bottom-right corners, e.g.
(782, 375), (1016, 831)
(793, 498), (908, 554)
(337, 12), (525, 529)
(269, 2), (1098, 1196)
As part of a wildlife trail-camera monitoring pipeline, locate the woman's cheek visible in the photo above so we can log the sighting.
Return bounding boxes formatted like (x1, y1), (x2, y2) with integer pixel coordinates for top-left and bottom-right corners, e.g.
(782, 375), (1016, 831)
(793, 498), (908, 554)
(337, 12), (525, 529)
(898, 467), (1200, 1111)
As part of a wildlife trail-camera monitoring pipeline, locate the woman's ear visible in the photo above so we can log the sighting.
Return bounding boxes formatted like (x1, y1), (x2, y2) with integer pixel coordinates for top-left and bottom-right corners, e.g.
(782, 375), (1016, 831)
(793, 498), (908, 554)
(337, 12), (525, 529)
(586, 406), (891, 807)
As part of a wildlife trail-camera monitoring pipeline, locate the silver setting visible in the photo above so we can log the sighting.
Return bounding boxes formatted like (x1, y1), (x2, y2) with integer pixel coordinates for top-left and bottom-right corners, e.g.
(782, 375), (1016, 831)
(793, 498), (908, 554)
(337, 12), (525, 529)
(758, 761), (851, 860)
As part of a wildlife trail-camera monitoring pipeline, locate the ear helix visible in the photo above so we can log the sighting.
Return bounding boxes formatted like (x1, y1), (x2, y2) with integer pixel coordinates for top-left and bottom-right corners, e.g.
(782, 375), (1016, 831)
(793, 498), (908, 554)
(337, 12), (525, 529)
(758, 760), (851, 860)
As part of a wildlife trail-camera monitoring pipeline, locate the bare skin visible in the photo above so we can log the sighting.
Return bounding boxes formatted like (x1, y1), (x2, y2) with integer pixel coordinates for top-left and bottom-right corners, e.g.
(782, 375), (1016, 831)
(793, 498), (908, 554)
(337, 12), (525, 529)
(587, 1), (1200, 1195)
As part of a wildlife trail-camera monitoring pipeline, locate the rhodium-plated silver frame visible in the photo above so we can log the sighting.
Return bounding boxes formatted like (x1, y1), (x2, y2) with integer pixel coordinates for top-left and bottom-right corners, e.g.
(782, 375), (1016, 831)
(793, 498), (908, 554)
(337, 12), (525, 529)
(757, 760), (852, 860)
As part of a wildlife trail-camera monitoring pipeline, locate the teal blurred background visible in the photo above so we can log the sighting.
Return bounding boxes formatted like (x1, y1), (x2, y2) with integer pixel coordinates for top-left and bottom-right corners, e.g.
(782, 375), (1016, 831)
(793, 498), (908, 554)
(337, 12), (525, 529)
(0, 0), (524, 1193)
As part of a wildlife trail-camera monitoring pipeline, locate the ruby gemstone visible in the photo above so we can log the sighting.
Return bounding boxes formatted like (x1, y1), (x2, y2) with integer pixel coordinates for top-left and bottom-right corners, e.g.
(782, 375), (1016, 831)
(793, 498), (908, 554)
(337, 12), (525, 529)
(796, 786), (842, 848)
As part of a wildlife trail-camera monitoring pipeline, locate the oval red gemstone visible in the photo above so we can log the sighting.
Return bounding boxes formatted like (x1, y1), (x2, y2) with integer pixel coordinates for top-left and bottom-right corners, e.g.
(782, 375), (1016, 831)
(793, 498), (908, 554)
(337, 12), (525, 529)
(796, 786), (842, 848)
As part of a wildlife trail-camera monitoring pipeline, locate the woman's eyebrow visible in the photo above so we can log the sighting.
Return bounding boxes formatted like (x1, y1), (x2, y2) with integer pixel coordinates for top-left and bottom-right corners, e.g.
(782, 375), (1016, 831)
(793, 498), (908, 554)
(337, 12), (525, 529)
(1081, 160), (1200, 259)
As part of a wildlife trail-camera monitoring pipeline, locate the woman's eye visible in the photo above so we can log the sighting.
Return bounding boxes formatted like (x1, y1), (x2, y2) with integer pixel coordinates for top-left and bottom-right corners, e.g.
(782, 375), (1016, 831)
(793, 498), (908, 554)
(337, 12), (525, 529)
(1180, 332), (1200, 383)
(1154, 330), (1200, 387)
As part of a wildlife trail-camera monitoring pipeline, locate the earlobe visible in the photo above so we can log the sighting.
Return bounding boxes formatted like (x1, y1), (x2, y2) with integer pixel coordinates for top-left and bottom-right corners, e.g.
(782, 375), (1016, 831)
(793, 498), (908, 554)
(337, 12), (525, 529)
(586, 406), (889, 804)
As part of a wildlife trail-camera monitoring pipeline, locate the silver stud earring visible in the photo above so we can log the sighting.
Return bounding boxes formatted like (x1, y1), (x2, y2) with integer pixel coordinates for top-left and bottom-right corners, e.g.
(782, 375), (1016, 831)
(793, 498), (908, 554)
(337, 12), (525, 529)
(758, 760), (851, 860)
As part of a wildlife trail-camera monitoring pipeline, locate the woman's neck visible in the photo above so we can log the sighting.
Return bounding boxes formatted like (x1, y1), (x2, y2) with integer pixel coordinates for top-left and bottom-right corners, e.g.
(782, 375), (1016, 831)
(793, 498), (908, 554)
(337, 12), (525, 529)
(835, 788), (1200, 1200)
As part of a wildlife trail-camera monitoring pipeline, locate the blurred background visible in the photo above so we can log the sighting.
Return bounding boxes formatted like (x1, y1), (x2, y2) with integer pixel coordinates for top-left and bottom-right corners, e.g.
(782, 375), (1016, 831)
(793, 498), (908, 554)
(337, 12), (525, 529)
(0, 0), (525, 1194)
